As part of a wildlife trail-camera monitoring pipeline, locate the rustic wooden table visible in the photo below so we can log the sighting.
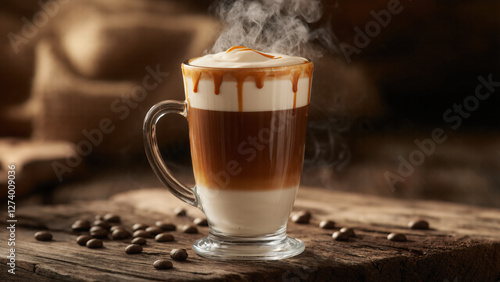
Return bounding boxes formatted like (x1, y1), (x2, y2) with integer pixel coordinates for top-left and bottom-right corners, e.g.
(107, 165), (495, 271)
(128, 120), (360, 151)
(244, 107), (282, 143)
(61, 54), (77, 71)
(2, 186), (500, 281)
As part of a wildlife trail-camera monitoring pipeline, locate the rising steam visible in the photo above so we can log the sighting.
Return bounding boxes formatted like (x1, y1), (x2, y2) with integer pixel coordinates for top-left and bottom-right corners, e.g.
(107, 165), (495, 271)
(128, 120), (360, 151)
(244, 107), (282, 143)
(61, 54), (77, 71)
(209, 0), (337, 59)
(209, 0), (351, 181)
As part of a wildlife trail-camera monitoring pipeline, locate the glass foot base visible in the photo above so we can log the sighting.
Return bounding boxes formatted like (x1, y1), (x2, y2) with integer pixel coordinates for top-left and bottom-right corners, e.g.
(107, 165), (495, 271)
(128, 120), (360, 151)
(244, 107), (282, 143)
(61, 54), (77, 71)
(193, 235), (305, 261)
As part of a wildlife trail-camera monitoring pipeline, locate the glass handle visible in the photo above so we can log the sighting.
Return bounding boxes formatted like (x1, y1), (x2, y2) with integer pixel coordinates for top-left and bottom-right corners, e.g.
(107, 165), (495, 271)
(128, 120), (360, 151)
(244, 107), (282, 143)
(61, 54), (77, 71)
(143, 100), (197, 207)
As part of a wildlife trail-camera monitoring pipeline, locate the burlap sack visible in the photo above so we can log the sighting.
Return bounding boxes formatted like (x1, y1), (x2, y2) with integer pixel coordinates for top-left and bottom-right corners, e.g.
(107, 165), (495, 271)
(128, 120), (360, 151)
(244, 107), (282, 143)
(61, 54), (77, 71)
(30, 0), (220, 157)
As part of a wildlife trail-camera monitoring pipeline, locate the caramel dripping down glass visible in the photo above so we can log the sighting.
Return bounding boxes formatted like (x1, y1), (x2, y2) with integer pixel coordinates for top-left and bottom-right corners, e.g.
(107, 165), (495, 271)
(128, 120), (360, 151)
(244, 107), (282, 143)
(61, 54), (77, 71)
(144, 56), (313, 260)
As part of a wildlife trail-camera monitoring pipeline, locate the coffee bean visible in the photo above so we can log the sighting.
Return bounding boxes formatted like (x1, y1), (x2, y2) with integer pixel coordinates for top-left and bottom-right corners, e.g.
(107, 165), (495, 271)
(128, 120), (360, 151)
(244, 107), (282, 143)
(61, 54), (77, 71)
(76, 235), (93, 246)
(110, 225), (124, 232)
(132, 223), (149, 231)
(155, 221), (176, 231)
(146, 226), (163, 235)
(95, 215), (104, 220)
(173, 207), (187, 216)
(93, 220), (111, 230)
(131, 237), (147, 245)
(170, 249), (188, 261)
(125, 244), (143, 254)
(90, 226), (109, 239)
(34, 231), (52, 241)
(291, 210), (311, 224)
(319, 220), (335, 229)
(103, 213), (121, 223)
(291, 214), (309, 224)
(89, 225), (105, 233)
(133, 230), (153, 238)
(332, 231), (349, 241)
(111, 229), (131, 240)
(339, 227), (355, 237)
(387, 233), (407, 242)
(182, 225), (198, 234)
(155, 233), (175, 242)
(193, 218), (208, 227)
(153, 259), (173, 270)
(408, 220), (429, 230)
(71, 219), (91, 231)
(86, 239), (103, 249)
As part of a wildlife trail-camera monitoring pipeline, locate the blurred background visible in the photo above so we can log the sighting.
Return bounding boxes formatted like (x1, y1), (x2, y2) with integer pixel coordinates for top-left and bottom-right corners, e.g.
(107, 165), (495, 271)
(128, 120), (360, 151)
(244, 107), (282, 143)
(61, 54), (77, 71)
(1, 0), (499, 207)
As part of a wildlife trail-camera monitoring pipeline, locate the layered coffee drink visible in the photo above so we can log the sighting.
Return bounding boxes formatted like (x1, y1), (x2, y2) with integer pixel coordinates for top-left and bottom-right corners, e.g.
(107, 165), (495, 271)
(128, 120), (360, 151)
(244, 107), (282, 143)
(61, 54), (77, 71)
(183, 46), (313, 236)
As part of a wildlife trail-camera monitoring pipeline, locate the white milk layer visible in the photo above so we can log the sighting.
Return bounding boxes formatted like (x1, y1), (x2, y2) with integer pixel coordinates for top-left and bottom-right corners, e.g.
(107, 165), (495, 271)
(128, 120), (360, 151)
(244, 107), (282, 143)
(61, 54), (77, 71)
(196, 186), (298, 236)
(189, 47), (307, 68)
(185, 77), (310, 112)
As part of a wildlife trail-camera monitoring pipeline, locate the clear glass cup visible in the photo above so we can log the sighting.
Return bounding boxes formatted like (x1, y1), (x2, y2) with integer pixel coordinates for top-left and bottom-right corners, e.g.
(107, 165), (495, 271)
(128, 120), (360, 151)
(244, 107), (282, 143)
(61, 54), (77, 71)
(143, 58), (313, 260)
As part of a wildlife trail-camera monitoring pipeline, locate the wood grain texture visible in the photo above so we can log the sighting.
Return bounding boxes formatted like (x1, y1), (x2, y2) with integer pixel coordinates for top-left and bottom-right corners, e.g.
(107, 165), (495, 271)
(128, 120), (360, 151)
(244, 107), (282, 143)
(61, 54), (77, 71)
(1, 187), (500, 281)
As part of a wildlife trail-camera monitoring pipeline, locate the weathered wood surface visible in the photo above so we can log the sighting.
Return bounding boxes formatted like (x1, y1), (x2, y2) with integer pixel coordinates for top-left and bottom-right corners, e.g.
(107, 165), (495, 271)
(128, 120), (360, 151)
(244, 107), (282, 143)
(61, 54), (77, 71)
(1, 187), (500, 281)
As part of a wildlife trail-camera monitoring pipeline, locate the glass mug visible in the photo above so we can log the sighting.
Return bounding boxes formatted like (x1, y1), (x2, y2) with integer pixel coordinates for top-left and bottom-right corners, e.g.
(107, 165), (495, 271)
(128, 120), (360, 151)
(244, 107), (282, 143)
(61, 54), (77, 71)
(143, 58), (313, 260)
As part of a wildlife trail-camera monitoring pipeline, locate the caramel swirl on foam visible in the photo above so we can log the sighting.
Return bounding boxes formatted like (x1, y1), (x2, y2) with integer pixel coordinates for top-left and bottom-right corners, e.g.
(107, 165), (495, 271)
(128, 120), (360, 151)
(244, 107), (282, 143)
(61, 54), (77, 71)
(183, 47), (313, 112)
(189, 46), (306, 68)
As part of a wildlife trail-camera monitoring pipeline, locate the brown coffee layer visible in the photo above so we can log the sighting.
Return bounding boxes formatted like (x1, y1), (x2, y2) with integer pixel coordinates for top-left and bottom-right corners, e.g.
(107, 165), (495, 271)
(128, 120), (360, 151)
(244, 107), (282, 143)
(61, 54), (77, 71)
(188, 106), (309, 190)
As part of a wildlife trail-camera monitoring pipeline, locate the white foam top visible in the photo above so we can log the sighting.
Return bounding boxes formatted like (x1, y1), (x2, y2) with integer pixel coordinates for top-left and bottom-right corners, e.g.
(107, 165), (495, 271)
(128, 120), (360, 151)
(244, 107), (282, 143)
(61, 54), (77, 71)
(190, 46), (307, 68)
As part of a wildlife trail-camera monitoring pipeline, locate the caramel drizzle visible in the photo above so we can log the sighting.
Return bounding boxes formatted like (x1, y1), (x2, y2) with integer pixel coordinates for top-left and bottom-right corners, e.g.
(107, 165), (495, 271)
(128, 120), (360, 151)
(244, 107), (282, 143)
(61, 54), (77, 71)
(182, 67), (190, 105)
(212, 71), (224, 95)
(304, 65), (313, 102)
(254, 72), (265, 89)
(236, 76), (245, 112)
(226, 46), (282, 59)
(191, 71), (201, 93)
(183, 62), (312, 111)
(291, 70), (301, 109)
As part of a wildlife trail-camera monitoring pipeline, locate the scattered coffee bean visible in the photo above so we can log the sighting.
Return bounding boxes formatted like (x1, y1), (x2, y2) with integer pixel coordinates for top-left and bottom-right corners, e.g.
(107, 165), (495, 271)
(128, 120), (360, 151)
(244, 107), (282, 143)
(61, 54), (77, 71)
(71, 219), (91, 231)
(319, 220), (335, 229)
(155, 233), (175, 242)
(93, 220), (111, 230)
(76, 235), (93, 246)
(332, 231), (349, 241)
(193, 218), (208, 227)
(131, 237), (147, 245)
(34, 231), (52, 241)
(90, 226), (109, 239)
(339, 227), (355, 237)
(125, 244), (143, 254)
(132, 223), (149, 231)
(111, 229), (131, 240)
(182, 225), (198, 234)
(387, 233), (407, 242)
(155, 221), (176, 231)
(408, 220), (429, 230)
(170, 249), (188, 261)
(110, 225), (125, 232)
(95, 215), (104, 221)
(103, 213), (121, 223)
(133, 230), (153, 238)
(146, 226), (164, 235)
(86, 239), (103, 249)
(291, 211), (311, 224)
(173, 207), (187, 216)
(153, 259), (173, 270)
